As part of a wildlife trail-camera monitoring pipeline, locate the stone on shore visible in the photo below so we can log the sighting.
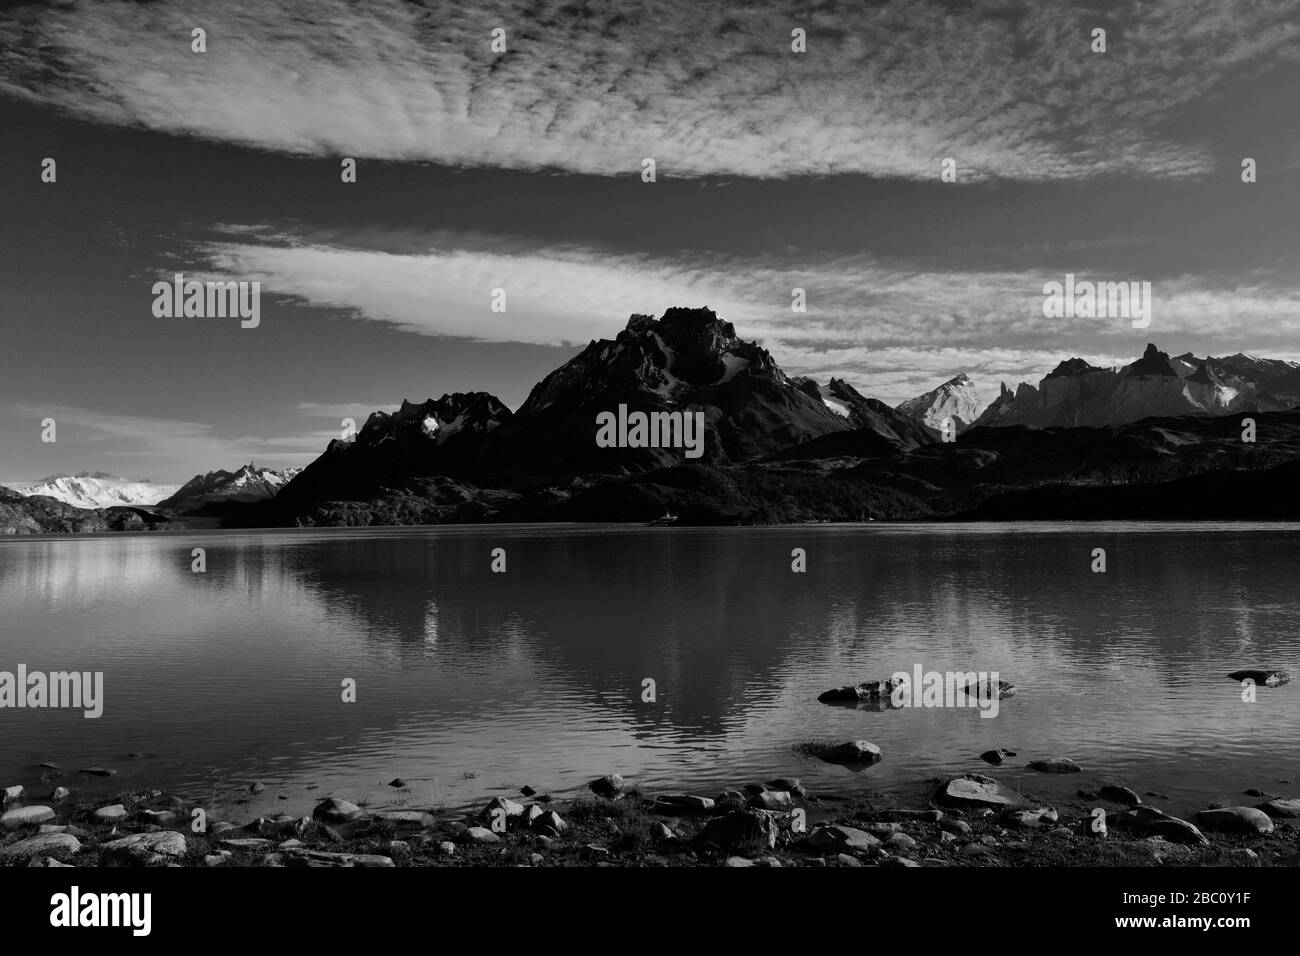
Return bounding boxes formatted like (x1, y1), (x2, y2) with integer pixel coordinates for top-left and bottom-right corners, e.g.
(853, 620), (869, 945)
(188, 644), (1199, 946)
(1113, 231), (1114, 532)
(0, 832), (81, 861)
(1257, 798), (1300, 818)
(748, 790), (793, 811)
(1110, 806), (1209, 845)
(371, 809), (436, 828)
(49, 787), (70, 801)
(93, 804), (128, 824)
(461, 826), (501, 844)
(2, 805), (55, 829)
(805, 825), (882, 853)
(101, 831), (188, 865)
(312, 797), (363, 823)
(589, 774), (626, 799)
(938, 774), (1022, 809)
(478, 796), (525, 825)
(283, 848), (396, 867)
(3, 785), (26, 805)
(696, 810), (778, 850)
(654, 794), (715, 813)
(1194, 807), (1274, 835)
(532, 810), (568, 834)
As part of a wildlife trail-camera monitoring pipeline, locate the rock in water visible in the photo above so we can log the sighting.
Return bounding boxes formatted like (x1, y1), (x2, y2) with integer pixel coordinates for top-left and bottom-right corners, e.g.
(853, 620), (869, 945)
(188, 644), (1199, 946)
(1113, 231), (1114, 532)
(963, 678), (1016, 699)
(1027, 757), (1082, 774)
(938, 774), (1022, 809)
(979, 748), (1016, 765)
(1228, 669), (1291, 687)
(817, 678), (904, 704)
(807, 740), (883, 770)
(1195, 807), (1274, 834)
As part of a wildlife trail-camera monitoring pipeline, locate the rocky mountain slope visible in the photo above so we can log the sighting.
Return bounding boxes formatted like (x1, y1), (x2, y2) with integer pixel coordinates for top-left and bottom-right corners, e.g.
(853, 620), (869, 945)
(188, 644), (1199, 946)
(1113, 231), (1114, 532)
(895, 372), (988, 439)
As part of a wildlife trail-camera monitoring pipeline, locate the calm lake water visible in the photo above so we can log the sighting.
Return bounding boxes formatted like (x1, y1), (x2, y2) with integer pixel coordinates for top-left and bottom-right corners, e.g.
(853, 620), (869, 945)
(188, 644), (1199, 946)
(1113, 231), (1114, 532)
(2, 523), (1298, 821)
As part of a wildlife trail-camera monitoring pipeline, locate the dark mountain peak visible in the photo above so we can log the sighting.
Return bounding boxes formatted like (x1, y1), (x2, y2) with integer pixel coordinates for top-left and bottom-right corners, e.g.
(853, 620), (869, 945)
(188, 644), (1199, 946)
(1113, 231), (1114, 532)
(1185, 358), (1222, 387)
(1045, 357), (1101, 379)
(1125, 343), (1177, 378)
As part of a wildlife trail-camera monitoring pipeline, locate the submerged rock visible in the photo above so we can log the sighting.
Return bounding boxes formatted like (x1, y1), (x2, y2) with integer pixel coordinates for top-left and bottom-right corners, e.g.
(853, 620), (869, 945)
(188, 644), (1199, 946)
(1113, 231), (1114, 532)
(963, 678), (1017, 699)
(979, 748), (1016, 765)
(1027, 757), (1082, 774)
(817, 678), (905, 704)
(803, 739), (883, 770)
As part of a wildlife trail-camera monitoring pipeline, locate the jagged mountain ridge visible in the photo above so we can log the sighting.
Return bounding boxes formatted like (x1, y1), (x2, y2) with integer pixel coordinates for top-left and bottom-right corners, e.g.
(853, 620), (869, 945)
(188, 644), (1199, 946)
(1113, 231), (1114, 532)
(160, 462), (304, 513)
(976, 343), (1300, 429)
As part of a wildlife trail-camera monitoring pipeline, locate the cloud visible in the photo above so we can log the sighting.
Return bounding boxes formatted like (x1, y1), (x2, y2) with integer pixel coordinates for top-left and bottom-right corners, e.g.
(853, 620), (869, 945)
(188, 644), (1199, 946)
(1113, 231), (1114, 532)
(189, 226), (1300, 405)
(2, 0), (1297, 180)
(0, 403), (327, 481)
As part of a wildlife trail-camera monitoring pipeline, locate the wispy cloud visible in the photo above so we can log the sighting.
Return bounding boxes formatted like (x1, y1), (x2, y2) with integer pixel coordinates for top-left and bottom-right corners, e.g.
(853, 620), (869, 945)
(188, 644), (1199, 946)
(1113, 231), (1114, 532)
(3, 0), (1296, 180)
(188, 226), (1300, 403)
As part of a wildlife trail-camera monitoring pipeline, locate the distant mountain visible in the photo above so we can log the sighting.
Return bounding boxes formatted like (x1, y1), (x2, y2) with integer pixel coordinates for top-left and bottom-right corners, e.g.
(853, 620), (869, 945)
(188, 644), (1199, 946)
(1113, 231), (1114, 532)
(975, 344), (1300, 428)
(160, 463), (303, 513)
(5, 471), (177, 509)
(895, 372), (988, 439)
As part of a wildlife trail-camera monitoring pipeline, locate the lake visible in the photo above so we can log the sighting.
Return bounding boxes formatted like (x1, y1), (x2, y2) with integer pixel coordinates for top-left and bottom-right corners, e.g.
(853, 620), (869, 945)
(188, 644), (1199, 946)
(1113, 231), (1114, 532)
(1, 523), (1297, 821)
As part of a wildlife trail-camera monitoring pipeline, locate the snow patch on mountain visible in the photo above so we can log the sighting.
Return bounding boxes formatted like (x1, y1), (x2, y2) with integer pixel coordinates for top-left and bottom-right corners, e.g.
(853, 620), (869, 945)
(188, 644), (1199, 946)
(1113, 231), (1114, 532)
(7, 472), (178, 509)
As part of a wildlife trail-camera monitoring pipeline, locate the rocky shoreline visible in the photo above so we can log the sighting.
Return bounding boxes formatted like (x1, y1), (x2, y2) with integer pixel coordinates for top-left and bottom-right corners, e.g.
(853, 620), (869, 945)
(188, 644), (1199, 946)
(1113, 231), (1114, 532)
(3, 765), (1297, 868)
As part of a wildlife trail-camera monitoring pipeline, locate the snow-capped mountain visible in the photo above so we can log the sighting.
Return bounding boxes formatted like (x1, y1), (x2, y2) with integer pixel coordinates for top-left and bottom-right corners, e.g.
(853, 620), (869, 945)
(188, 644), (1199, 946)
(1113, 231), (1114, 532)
(895, 372), (989, 438)
(975, 344), (1300, 429)
(5, 472), (178, 509)
(159, 463), (303, 512)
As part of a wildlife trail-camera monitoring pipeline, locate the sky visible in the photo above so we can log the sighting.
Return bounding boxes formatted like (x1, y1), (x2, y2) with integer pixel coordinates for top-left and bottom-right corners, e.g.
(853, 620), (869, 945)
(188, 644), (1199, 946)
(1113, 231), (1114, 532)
(1, 0), (1298, 484)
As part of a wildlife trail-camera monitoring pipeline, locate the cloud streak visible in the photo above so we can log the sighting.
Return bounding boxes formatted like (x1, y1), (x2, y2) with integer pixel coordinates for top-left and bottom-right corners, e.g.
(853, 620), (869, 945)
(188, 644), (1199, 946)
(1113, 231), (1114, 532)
(3, 0), (1297, 180)
(186, 226), (1300, 405)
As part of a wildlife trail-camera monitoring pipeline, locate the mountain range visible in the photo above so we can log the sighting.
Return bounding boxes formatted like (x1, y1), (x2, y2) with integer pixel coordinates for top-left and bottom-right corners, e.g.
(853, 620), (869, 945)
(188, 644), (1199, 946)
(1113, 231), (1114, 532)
(4, 309), (1300, 533)
(2, 472), (178, 509)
